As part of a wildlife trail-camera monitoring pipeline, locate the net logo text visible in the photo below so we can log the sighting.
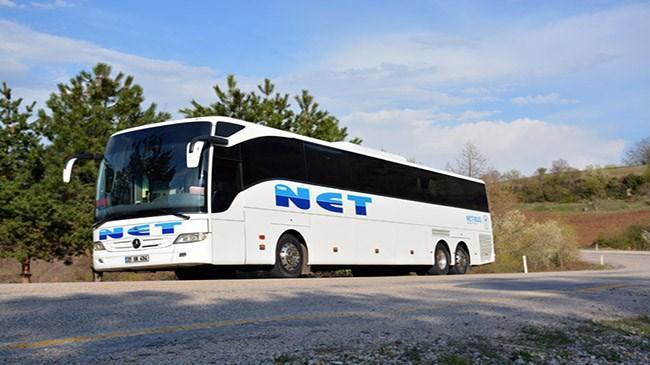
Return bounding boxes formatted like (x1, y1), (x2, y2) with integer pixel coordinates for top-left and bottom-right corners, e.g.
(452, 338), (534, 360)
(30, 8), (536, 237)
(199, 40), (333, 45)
(98, 221), (182, 240)
(275, 184), (372, 216)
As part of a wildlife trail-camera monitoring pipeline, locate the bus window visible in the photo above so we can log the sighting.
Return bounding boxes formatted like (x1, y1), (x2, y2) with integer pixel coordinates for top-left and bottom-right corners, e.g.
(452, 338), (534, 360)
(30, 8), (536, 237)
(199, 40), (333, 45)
(212, 154), (242, 213)
(241, 137), (306, 187)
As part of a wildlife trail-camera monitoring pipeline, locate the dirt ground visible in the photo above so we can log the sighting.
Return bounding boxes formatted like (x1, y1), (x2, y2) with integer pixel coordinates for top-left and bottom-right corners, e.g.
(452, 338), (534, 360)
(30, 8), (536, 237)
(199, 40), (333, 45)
(524, 209), (650, 246)
(0, 256), (175, 284)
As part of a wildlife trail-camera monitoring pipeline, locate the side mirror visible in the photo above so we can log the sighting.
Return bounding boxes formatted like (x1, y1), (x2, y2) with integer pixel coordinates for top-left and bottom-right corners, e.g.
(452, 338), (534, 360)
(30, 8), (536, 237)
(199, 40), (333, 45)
(186, 141), (205, 169)
(186, 135), (228, 168)
(63, 157), (78, 183)
(62, 153), (102, 183)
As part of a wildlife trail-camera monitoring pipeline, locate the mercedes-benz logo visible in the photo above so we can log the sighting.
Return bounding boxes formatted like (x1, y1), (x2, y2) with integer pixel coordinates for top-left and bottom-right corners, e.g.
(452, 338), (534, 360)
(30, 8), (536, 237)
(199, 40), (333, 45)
(132, 238), (141, 249)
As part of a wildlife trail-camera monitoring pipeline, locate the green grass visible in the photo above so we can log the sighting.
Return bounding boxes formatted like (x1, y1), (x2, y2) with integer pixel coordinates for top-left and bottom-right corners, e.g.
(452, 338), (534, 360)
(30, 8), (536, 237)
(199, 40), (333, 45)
(513, 164), (648, 183)
(519, 199), (650, 213)
(602, 316), (650, 338)
(520, 326), (574, 348)
(438, 354), (472, 365)
(598, 164), (649, 179)
(404, 346), (423, 364)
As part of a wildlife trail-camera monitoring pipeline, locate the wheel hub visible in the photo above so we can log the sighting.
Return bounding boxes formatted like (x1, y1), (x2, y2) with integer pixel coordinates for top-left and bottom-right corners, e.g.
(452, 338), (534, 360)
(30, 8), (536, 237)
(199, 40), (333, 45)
(279, 243), (301, 272)
(456, 252), (467, 268)
(436, 249), (447, 269)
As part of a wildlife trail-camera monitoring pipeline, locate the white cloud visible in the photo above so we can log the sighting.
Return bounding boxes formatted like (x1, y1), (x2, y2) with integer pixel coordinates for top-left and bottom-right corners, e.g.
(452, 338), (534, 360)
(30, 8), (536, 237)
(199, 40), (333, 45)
(511, 93), (577, 105)
(0, 20), (219, 114)
(0, 0), (16, 7)
(458, 110), (498, 121)
(30, 0), (72, 9)
(325, 4), (650, 81)
(343, 110), (625, 174)
(290, 3), (650, 115)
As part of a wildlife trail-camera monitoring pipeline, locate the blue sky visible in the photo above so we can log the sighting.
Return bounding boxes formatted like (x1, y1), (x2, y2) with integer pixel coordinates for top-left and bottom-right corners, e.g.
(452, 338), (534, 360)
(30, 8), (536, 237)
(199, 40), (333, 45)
(1, 0), (648, 174)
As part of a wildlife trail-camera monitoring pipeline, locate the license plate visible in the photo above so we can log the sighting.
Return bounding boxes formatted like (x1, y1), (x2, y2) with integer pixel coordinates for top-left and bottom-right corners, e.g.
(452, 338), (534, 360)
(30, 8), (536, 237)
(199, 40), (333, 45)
(125, 254), (149, 264)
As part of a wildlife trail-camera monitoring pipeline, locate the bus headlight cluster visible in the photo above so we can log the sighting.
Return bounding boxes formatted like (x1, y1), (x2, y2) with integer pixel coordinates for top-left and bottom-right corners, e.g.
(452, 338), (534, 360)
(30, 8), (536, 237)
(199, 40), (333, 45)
(93, 242), (106, 251)
(173, 232), (208, 244)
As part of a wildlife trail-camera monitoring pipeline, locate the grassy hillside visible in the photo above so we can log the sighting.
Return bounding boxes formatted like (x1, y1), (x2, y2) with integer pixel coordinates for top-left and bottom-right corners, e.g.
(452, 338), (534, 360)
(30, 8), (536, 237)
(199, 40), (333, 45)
(591, 164), (649, 179)
(522, 202), (650, 246)
(515, 164), (648, 182)
(501, 164), (650, 248)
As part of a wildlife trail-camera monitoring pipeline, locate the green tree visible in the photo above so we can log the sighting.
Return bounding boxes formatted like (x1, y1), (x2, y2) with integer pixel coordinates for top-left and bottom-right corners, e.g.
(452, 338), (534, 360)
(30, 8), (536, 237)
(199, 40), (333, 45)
(35, 63), (170, 275)
(0, 82), (52, 282)
(180, 75), (361, 143)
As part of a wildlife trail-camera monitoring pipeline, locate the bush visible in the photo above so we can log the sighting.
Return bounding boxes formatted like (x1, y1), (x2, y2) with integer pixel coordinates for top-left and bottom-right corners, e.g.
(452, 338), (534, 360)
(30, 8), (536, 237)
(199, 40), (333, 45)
(484, 210), (580, 272)
(509, 168), (647, 203)
(622, 174), (645, 194)
(594, 224), (650, 251)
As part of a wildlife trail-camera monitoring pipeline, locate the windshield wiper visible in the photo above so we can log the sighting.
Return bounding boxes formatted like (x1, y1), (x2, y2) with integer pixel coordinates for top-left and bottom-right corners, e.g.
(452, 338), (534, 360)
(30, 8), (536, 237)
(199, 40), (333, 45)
(93, 212), (135, 229)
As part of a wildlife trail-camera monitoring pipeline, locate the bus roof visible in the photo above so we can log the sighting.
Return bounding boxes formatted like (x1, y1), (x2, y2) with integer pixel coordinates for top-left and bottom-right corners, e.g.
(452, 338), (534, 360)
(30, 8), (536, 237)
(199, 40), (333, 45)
(112, 116), (486, 184)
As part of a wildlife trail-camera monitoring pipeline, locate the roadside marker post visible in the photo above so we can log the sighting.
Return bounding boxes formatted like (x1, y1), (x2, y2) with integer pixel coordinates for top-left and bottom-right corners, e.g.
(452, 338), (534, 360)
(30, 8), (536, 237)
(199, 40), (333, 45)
(600, 255), (604, 266)
(523, 255), (528, 274)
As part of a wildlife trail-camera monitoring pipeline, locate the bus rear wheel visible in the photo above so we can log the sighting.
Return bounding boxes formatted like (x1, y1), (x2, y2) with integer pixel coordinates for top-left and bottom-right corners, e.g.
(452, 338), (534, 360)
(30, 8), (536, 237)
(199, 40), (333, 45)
(449, 246), (470, 275)
(425, 243), (450, 275)
(270, 233), (305, 278)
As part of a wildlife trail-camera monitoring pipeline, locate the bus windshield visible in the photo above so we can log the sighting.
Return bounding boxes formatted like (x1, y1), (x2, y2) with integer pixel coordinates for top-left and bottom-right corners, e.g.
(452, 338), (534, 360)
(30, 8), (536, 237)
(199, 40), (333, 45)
(95, 122), (212, 223)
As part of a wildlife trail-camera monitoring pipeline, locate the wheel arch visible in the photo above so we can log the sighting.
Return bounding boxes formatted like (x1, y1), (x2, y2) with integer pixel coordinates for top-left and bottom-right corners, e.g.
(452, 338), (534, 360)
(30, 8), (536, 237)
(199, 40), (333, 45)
(435, 239), (451, 255)
(435, 239), (451, 263)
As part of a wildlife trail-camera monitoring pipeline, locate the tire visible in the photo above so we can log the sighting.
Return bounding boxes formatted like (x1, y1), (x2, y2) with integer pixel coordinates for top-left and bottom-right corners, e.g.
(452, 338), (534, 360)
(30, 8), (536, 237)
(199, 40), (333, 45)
(270, 234), (305, 278)
(426, 243), (450, 275)
(449, 245), (470, 275)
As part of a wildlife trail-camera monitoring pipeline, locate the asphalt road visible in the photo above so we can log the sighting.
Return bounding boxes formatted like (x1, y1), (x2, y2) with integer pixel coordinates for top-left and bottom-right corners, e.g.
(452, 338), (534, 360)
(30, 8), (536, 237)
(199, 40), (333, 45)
(0, 250), (648, 364)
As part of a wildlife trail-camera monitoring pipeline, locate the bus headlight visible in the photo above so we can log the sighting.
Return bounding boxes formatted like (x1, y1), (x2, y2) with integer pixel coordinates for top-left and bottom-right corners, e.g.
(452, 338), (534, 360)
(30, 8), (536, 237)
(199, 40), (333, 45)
(174, 232), (208, 244)
(93, 242), (106, 251)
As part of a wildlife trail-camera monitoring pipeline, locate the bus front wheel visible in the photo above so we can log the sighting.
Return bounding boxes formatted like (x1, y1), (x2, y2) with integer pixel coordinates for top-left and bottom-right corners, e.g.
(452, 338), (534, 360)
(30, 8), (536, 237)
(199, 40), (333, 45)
(270, 233), (305, 278)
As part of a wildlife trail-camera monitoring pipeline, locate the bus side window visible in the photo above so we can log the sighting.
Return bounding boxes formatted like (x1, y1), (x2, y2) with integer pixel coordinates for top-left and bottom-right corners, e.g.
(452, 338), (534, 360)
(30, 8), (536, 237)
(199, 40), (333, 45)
(212, 154), (243, 213)
(241, 137), (306, 186)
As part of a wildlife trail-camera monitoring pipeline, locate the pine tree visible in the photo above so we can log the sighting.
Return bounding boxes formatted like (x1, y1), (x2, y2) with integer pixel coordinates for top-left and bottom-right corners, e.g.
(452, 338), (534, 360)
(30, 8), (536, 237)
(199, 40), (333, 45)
(35, 64), (170, 274)
(0, 82), (51, 282)
(180, 75), (361, 143)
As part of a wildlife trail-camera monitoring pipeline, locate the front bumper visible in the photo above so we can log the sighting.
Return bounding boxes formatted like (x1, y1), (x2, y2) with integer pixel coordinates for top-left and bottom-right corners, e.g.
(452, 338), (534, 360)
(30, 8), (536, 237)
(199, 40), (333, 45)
(93, 239), (212, 272)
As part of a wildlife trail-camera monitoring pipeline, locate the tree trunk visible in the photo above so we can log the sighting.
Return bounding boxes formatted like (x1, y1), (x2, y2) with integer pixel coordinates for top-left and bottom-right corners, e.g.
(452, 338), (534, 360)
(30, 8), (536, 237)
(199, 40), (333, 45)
(21, 257), (32, 284)
(92, 268), (103, 282)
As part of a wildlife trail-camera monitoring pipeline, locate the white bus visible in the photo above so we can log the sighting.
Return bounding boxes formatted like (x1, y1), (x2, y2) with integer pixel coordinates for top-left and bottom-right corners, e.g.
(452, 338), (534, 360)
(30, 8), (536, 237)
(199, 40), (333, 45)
(63, 116), (494, 279)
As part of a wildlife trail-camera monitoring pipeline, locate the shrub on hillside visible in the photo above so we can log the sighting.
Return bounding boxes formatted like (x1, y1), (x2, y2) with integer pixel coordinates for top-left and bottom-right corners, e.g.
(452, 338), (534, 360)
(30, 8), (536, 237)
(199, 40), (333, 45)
(594, 224), (650, 251)
(484, 210), (580, 272)
(511, 170), (646, 203)
(485, 179), (517, 219)
(622, 174), (645, 194)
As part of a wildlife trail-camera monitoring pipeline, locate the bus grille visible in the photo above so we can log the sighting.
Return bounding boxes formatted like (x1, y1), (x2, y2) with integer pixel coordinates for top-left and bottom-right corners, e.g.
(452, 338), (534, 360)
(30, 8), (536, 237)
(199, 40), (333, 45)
(108, 239), (164, 251)
(479, 234), (493, 260)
